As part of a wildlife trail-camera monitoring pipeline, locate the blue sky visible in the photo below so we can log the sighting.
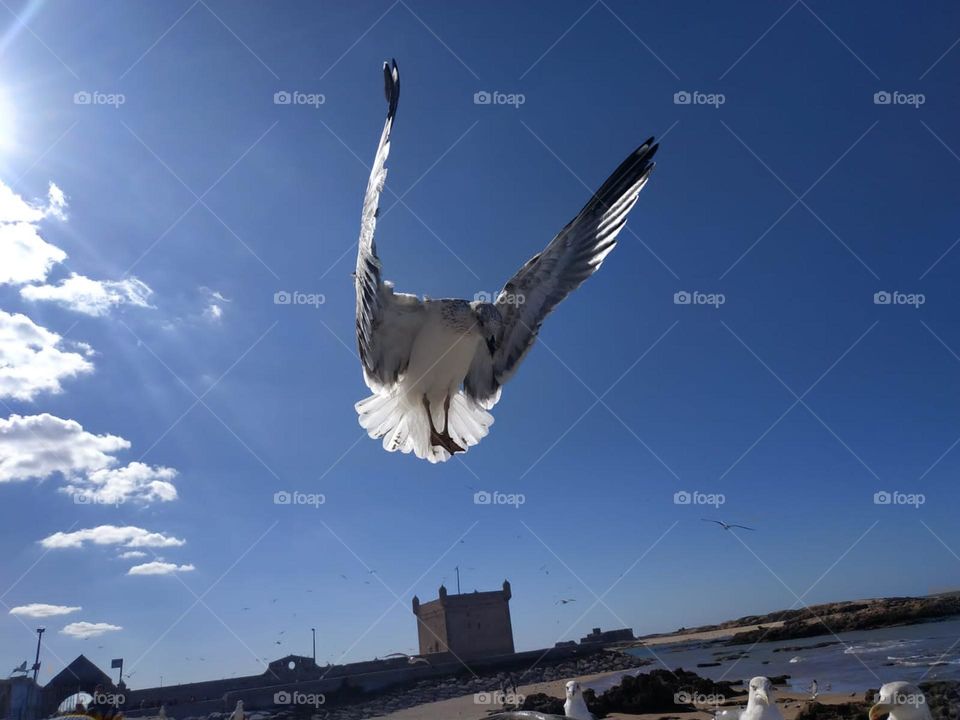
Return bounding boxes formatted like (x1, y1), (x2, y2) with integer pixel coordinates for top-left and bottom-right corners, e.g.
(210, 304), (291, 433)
(1, 0), (959, 689)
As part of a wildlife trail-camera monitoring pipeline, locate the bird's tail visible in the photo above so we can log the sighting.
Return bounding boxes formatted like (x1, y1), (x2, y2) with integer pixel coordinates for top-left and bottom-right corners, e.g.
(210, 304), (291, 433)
(355, 389), (494, 464)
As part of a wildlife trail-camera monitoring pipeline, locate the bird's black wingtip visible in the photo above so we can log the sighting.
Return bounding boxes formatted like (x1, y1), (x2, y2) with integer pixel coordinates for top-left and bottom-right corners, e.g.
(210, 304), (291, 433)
(382, 59), (400, 114)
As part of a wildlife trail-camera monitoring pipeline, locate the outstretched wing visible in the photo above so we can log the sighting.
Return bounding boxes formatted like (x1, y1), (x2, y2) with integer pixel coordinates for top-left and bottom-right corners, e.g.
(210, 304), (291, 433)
(355, 59), (426, 391)
(465, 138), (658, 407)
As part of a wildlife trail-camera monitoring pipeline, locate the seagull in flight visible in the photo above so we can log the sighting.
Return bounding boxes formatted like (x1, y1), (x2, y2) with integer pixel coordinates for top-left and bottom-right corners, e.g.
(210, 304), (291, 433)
(382, 652), (430, 665)
(702, 519), (755, 532)
(354, 60), (659, 463)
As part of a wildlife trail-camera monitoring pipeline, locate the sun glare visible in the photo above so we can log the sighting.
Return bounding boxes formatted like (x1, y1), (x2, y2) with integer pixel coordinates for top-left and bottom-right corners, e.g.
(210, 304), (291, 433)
(0, 85), (16, 154)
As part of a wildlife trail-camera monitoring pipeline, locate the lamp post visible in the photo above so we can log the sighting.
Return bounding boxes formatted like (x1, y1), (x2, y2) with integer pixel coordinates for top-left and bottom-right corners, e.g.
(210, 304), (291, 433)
(32, 627), (45, 682)
(311, 628), (316, 664)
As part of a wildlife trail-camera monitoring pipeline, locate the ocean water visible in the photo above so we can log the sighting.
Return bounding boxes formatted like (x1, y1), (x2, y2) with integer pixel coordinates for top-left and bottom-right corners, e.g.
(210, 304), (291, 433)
(597, 617), (960, 695)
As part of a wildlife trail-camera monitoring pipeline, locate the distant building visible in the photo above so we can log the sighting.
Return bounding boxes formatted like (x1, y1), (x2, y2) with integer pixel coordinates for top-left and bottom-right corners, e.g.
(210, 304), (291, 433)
(579, 627), (634, 645)
(41, 655), (116, 717)
(412, 580), (515, 658)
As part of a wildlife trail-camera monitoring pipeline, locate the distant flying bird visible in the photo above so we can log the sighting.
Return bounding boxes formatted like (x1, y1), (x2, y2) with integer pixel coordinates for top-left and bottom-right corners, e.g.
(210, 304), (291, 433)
(382, 652), (430, 666)
(554, 598), (576, 605)
(741, 677), (783, 720)
(702, 519), (756, 532)
(10, 661), (27, 675)
(354, 60), (658, 463)
(869, 682), (932, 720)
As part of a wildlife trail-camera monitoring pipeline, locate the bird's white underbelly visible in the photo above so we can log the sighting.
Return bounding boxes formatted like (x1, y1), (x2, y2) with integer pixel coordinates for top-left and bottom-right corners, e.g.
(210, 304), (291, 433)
(403, 320), (480, 403)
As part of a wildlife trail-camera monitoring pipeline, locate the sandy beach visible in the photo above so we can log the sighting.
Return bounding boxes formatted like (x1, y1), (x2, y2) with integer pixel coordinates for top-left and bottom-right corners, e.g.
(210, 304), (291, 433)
(630, 621), (787, 647)
(369, 667), (858, 720)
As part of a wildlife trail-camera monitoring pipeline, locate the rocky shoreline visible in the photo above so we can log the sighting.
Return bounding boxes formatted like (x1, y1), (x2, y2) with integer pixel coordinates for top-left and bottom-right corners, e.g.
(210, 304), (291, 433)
(130, 667), (959, 720)
(723, 595), (960, 645)
(518, 667), (742, 716)
(795, 681), (960, 720)
(179, 651), (651, 720)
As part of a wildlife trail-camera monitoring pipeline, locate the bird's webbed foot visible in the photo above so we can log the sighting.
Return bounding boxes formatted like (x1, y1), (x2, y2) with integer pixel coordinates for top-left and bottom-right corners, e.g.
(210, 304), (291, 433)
(423, 396), (465, 454)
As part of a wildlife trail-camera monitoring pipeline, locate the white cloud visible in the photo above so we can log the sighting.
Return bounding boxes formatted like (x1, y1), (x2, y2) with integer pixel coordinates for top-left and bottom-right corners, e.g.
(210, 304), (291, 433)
(200, 287), (229, 322)
(118, 551), (147, 559)
(0, 414), (126, 482)
(60, 621), (122, 639)
(0, 182), (68, 285)
(0, 312), (94, 400)
(0, 414), (179, 503)
(9, 603), (81, 618)
(1, 180), (152, 318)
(127, 561), (195, 576)
(0, 182), (62, 223)
(21, 273), (154, 316)
(63, 462), (178, 505)
(0, 223), (67, 286)
(40, 525), (186, 550)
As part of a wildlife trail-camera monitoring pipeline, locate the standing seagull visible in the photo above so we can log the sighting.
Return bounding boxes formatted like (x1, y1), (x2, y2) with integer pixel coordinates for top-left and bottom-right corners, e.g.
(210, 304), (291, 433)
(355, 60), (658, 462)
(869, 682), (932, 720)
(564, 681), (594, 720)
(740, 677), (783, 720)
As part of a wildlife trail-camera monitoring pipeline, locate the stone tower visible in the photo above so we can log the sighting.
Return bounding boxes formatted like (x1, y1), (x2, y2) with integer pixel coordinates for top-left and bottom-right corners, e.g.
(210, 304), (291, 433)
(412, 580), (514, 658)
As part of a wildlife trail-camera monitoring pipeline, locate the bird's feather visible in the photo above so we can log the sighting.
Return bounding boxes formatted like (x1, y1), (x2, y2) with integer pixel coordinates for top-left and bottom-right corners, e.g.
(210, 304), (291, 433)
(465, 138), (658, 407)
(354, 59), (427, 392)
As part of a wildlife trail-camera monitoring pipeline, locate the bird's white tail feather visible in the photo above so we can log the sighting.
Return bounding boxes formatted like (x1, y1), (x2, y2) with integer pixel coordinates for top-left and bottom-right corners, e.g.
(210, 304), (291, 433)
(355, 390), (494, 464)
(446, 393), (494, 449)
